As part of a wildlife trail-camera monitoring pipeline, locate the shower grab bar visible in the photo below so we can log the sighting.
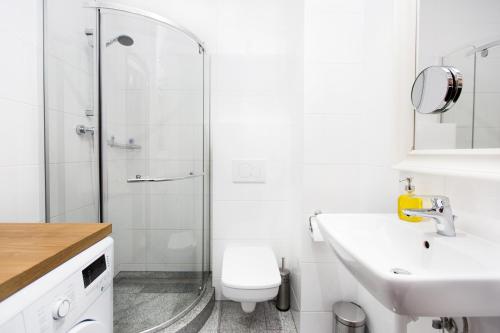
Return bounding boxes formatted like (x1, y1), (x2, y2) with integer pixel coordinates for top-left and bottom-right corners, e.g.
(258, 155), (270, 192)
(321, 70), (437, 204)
(107, 136), (141, 150)
(127, 172), (204, 183)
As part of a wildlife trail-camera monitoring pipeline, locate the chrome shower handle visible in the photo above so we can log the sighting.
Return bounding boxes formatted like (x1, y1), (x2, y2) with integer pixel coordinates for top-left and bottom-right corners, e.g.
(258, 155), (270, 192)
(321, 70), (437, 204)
(75, 125), (95, 136)
(127, 172), (204, 183)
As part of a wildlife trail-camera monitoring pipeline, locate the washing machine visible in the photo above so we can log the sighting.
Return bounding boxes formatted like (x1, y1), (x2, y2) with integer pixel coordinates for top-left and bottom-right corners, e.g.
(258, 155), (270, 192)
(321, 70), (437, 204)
(0, 237), (113, 333)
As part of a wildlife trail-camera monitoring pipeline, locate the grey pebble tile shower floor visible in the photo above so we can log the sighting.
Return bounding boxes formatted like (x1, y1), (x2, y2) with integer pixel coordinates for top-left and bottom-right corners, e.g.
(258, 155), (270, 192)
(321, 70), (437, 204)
(199, 301), (297, 333)
(113, 272), (201, 333)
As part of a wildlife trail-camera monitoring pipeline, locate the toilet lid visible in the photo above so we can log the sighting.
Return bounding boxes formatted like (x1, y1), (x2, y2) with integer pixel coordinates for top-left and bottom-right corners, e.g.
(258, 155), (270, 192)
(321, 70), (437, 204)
(222, 246), (281, 289)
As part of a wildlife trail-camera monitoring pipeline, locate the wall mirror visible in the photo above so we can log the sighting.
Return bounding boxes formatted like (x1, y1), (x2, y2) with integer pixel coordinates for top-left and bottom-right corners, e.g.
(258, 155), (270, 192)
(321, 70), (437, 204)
(414, 0), (500, 149)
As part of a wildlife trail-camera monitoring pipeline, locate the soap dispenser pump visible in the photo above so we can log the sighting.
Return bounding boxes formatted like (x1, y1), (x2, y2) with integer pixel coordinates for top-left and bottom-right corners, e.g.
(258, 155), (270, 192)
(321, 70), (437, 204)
(398, 177), (423, 222)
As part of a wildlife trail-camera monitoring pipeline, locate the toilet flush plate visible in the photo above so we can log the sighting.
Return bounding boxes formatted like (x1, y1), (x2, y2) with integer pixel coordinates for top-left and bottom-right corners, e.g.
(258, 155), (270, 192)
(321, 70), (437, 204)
(232, 160), (266, 183)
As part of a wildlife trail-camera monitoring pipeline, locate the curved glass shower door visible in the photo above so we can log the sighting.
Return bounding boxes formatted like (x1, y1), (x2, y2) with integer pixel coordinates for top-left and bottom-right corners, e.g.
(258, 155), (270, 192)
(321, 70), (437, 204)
(100, 10), (206, 333)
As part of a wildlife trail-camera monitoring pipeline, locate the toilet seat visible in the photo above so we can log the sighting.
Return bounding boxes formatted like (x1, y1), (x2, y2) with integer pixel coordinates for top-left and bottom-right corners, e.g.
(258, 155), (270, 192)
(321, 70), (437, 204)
(222, 246), (281, 290)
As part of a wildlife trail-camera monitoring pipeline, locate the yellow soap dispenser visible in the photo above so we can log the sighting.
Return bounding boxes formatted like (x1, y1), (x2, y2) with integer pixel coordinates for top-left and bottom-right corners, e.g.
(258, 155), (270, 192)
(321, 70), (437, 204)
(398, 177), (423, 222)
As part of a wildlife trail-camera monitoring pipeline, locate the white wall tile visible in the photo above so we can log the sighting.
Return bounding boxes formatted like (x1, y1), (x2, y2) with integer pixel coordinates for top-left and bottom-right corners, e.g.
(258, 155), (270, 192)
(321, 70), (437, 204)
(297, 311), (333, 333)
(149, 193), (202, 230)
(0, 165), (42, 222)
(106, 194), (146, 229)
(212, 55), (288, 94)
(211, 92), (296, 125)
(304, 63), (364, 115)
(114, 228), (146, 264)
(48, 162), (98, 217)
(0, 0), (40, 45)
(147, 229), (203, 265)
(356, 282), (408, 333)
(215, 0), (297, 55)
(212, 200), (291, 240)
(303, 164), (361, 213)
(0, 28), (39, 106)
(45, 56), (91, 115)
(304, 114), (361, 164)
(153, 91), (203, 125)
(304, 7), (364, 63)
(0, 0), (43, 223)
(0, 99), (40, 167)
(359, 165), (399, 213)
(51, 204), (99, 223)
(299, 261), (357, 312)
(212, 123), (292, 162)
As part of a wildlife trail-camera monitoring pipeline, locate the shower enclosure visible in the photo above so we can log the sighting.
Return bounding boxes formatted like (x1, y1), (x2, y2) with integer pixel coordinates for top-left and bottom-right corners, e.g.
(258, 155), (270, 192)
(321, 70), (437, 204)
(43, 1), (210, 332)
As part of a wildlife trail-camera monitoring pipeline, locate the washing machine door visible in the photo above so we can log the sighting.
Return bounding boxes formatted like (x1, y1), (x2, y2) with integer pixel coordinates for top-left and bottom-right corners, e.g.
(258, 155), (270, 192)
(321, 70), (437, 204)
(67, 320), (106, 333)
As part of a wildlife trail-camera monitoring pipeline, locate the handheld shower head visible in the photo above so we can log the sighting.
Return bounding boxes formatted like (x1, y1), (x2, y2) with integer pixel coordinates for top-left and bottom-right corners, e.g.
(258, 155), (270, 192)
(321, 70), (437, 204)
(106, 35), (134, 47)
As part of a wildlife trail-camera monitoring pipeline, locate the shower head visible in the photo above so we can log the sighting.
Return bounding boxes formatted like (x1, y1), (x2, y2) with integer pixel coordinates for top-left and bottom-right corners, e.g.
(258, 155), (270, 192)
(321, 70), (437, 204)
(106, 35), (134, 47)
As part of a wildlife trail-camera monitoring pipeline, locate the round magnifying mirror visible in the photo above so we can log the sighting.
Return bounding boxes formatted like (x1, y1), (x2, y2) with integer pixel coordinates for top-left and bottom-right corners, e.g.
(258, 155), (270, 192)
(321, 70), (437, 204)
(411, 66), (461, 114)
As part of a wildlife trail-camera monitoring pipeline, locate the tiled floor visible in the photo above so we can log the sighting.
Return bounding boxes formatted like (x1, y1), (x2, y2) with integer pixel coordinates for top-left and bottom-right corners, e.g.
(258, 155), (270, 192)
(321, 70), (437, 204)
(199, 301), (297, 333)
(113, 271), (202, 333)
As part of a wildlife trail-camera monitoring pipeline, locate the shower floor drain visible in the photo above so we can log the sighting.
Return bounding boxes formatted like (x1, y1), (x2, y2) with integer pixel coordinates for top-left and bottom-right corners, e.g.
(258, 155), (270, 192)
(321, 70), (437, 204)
(390, 268), (411, 275)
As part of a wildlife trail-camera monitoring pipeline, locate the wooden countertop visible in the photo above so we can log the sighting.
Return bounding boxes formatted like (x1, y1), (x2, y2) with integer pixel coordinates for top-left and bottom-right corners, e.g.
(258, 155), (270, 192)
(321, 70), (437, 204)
(0, 223), (112, 302)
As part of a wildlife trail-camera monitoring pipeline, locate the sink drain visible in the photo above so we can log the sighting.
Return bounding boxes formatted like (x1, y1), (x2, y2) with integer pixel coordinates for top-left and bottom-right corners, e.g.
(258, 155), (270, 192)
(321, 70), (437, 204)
(390, 268), (411, 275)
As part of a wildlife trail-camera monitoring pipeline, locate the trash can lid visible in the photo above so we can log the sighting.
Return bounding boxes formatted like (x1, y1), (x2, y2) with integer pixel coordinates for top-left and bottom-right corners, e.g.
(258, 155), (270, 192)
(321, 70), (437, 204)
(333, 302), (366, 327)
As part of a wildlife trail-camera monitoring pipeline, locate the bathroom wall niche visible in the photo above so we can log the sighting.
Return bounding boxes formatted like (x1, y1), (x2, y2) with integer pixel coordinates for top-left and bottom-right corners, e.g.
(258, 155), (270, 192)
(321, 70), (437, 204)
(414, 0), (500, 149)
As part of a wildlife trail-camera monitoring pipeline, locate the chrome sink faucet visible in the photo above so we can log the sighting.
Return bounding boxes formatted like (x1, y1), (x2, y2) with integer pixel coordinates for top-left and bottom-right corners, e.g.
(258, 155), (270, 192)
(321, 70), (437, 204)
(403, 196), (456, 237)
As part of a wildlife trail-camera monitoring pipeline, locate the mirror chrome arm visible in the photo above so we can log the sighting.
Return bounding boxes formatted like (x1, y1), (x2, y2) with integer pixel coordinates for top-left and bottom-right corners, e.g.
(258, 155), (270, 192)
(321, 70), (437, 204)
(403, 196), (456, 237)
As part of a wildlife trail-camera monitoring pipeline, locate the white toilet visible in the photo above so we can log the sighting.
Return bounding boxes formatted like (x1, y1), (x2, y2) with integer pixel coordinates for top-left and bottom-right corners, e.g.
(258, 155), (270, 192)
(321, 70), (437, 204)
(221, 246), (281, 313)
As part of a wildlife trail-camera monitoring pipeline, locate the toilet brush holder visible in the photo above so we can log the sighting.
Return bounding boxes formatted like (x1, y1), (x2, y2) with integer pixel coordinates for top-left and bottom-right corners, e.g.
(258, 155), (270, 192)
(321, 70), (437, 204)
(276, 257), (290, 311)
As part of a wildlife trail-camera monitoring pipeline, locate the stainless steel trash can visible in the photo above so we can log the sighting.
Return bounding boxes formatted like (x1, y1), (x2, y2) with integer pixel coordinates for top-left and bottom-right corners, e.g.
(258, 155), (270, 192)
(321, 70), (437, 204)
(333, 302), (366, 333)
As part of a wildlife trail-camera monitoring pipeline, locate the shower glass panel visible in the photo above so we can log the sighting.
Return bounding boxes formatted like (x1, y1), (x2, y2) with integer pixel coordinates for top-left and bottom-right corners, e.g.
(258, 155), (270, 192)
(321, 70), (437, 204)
(100, 9), (206, 332)
(44, 0), (100, 222)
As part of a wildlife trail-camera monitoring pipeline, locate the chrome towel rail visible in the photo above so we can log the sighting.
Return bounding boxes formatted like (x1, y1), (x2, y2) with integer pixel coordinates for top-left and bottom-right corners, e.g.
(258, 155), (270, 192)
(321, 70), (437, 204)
(127, 172), (204, 183)
(107, 136), (141, 150)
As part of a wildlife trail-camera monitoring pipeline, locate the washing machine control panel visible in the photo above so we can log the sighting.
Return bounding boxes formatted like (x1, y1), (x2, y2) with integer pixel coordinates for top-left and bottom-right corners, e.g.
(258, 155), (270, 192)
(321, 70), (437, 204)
(82, 254), (107, 288)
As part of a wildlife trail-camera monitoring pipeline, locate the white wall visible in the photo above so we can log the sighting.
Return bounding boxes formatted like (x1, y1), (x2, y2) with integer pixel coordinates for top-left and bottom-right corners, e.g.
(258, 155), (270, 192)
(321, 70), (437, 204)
(0, 1), (44, 222)
(208, 0), (303, 299)
(293, 0), (404, 331)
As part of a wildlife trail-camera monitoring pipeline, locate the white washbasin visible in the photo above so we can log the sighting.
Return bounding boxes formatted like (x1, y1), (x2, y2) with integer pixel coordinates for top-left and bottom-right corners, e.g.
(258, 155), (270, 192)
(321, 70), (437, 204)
(317, 213), (500, 317)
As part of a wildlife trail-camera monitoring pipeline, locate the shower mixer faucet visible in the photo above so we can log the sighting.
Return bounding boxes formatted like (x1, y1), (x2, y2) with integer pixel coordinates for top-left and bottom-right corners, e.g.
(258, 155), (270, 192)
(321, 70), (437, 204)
(75, 125), (95, 136)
